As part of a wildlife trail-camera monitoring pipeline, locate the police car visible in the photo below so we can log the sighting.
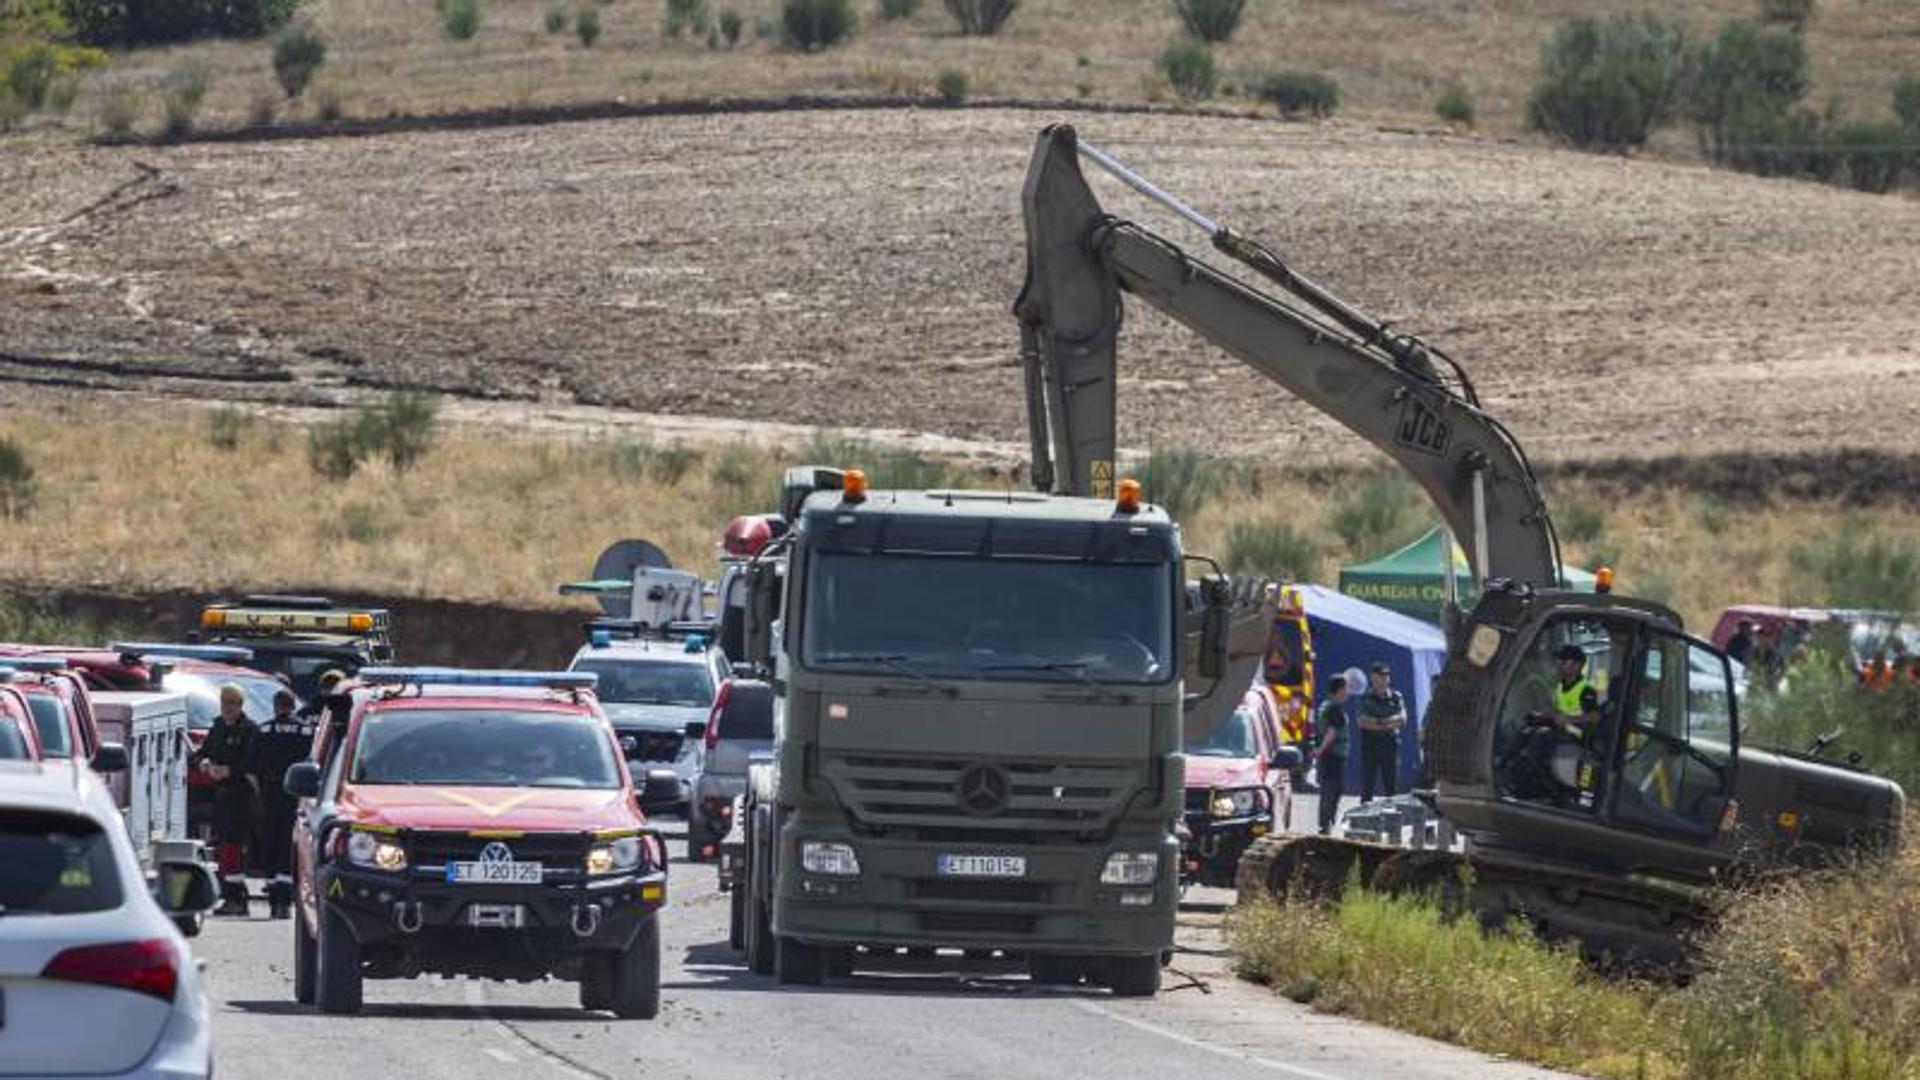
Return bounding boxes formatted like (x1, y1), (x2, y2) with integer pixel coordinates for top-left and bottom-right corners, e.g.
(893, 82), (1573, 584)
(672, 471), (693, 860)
(196, 595), (394, 698)
(567, 621), (728, 817)
(284, 668), (675, 1018)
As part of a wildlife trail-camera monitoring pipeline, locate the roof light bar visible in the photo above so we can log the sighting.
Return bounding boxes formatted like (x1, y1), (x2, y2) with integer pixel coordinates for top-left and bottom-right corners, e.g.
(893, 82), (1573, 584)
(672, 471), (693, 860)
(7, 657), (70, 672)
(357, 667), (599, 691)
(201, 606), (385, 635)
(110, 643), (256, 664)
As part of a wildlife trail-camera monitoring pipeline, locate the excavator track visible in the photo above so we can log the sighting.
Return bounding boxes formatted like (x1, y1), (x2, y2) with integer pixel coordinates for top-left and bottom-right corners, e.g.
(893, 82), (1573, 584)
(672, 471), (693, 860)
(1237, 835), (1716, 975)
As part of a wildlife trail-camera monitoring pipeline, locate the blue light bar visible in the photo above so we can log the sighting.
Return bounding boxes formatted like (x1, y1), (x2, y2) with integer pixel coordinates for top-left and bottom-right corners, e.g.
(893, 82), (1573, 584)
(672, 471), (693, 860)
(7, 657), (70, 672)
(0, 666), (16, 681)
(358, 667), (599, 691)
(110, 642), (256, 664)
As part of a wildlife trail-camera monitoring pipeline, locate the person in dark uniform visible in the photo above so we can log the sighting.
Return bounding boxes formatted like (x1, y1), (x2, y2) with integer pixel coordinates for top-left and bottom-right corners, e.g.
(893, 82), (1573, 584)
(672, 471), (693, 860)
(297, 669), (355, 768)
(1356, 662), (1407, 803)
(1310, 676), (1351, 835)
(250, 688), (315, 920)
(192, 684), (259, 916)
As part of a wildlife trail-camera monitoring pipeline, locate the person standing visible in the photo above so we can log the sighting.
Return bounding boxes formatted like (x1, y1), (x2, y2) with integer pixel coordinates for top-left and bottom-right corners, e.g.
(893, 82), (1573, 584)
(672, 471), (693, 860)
(1725, 620), (1756, 666)
(297, 669), (355, 767)
(1311, 676), (1351, 835)
(1357, 662), (1406, 803)
(250, 688), (315, 920)
(192, 684), (259, 916)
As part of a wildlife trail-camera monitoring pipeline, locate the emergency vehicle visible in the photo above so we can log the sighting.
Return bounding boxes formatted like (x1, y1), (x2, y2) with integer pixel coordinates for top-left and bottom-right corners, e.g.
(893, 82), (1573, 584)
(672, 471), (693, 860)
(196, 595), (394, 697)
(284, 667), (676, 1018)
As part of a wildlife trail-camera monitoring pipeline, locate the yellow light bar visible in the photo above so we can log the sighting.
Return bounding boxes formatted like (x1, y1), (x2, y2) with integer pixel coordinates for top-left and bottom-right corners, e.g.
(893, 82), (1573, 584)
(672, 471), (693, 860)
(200, 609), (227, 629)
(206, 607), (383, 634)
(348, 612), (374, 633)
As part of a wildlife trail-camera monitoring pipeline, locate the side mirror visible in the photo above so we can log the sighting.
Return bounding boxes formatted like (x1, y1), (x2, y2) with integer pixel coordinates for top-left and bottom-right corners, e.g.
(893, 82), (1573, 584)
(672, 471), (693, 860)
(1198, 574), (1230, 681)
(637, 768), (681, 811)
(1270, 745), (1303, 770)
(284, 760), (321, 798)
(91, 742), (128, 774)
(683, 721), (707, 741)
(154, 860), (219, 916)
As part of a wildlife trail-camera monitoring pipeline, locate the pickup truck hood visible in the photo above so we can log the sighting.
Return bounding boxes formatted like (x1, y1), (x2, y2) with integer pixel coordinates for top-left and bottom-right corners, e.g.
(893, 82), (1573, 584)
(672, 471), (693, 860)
(1184, 755), (1263, 790)
(602, 702), (706, 731)
(340, 784), (632, 831)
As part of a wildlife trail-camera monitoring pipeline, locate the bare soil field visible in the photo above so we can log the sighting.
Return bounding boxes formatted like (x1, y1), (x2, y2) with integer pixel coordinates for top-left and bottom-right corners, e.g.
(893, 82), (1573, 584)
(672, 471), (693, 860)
(2, 106), (1919, 466)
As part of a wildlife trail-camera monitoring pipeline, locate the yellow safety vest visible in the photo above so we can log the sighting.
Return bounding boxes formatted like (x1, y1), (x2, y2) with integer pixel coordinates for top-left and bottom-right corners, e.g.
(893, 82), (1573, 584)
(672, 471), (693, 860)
(1555, 678), (1593, 720)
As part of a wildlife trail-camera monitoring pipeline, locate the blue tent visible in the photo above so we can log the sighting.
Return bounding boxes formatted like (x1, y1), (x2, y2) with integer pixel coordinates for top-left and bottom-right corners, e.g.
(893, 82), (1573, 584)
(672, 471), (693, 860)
(1297, 584), (1447, 792)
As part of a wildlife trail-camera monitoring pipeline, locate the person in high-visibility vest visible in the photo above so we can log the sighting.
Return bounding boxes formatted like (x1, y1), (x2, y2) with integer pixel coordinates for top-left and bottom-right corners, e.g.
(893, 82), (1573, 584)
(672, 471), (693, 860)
(1531, 644), (1601, 739)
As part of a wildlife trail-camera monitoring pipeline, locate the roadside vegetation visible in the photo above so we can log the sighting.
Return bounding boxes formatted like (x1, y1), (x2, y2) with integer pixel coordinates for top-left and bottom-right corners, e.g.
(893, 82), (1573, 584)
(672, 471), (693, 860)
(1231, 828), (1920, 1080)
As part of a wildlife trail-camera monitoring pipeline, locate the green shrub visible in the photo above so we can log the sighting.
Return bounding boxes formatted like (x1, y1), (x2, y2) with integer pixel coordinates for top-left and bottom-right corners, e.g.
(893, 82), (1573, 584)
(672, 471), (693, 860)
(1828, 119), (1908, 194)
(310, 74), (344, 119)
(942, 0), (1014, 36)
(1758, 0), (1816, 30)
(935, 67), (967, 105)
(0, 436), (37, 520)
(575, 4), (600, 45)
(1327, 471), (1421, 553)
(1693, 494), (1730, 535)
(44, 75), (80, 114)
(358, 390), (440, 472)
(66, 0), (303, 45)
(782, 0), (853, 49)
(1689, 20), (1812, 168)
(440, 0), (482, 39)
(665, 0), (712, 38)
(1526, 13), (1688, 150)
(718, 8), (742, 45)
(1788, 519), (1920, 613)
(800, 434), (955, 491)
(0, 598), (135, 646)
(1224, 518), (1321, 579)
(1171, 0), (1243, 44)
(96, 81), (142, 134)
(4, 40), (59, 109)
(160, 62), (210, 136)
(603, 439), (700, 486)
(338, 501), (393, 544)
(1896, 75), (1920, 132)
(206, 405), (253, 450)
(305, 419), (363, 481)
(1138, 448), (1217, 521)
(246, 85), (277, 125)
(1155, 40), (1215, 102)
(271, 22), (326, 98)
(1554, 498), (1607, 545)
(543, 4), (568, 33)
(877, 0), (917, 19)
(1256, 69), (1339, 118)
(0, 90), (25, 131)
(1434, 81), (1473, 126)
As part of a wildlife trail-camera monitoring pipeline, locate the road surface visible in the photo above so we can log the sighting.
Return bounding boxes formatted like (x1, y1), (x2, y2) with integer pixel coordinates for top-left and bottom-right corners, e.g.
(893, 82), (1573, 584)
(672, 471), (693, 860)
(194, 822), (1572, 1080)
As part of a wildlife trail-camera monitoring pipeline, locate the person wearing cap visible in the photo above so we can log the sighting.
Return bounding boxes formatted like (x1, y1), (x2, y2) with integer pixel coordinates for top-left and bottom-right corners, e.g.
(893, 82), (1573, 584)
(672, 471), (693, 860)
(191, 684), (260, 916)
(1531, 644), (1601, 738)
(249, 687), (315, 919)
(297, 669), (356, 766)
(1356, 662), (1406, 803)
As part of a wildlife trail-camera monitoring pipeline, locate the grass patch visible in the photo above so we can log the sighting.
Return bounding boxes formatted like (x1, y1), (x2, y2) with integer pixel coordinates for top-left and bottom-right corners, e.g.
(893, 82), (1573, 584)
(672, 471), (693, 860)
(1787, 518), (1920, 612)
(1223, 517), (1321, 579)
(0, 598), (137, 646)
(1325, 471), (1421, 554)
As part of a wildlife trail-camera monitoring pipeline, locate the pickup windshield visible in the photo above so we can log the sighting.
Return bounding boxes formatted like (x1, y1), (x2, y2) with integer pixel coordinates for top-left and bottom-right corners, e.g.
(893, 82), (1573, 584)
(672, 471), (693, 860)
(350, 709), (621, 789)
(801, 551), (1174, 685)
(1186, 706), (1259, 758)
(571, 658), (714, 708)
(24, 694), (72, 757)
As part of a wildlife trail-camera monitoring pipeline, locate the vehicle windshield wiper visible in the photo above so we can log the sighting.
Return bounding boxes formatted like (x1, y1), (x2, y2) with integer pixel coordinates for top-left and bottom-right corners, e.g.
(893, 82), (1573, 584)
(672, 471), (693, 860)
(981, 660), (1095, 685)
(814, 653), (942, 689)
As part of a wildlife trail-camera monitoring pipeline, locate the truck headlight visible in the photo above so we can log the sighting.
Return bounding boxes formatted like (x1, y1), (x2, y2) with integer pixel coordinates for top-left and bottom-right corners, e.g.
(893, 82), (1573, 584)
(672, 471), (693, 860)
(345, 831), (407, 872)
(800, 841), (861, 876)
(586, 836), (643, 875)
(1100, 852), (1159, 886)
(1209, 788), (1265, 819)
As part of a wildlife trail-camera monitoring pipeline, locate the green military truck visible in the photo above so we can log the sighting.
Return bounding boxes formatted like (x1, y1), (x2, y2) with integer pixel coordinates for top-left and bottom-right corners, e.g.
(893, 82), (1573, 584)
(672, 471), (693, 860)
(725, 467), (1235, 996)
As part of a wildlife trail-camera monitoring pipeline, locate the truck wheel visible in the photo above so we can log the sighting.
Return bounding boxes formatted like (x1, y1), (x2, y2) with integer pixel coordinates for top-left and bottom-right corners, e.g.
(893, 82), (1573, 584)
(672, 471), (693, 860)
(827, 947), (855, 978)
(292, 908), (317, 1005)
(728, 887), (746, 951)
(775, 935), (825, 986)
(579, 953), (614, 1013)
(745, 891), (775, 975)
(611, 917), (661, 1020)
(173, 914), (203, 938)
(1027, 953), (1083, 986)
(315, 907), (363, 1015)
(1106, 954), (1161, 998)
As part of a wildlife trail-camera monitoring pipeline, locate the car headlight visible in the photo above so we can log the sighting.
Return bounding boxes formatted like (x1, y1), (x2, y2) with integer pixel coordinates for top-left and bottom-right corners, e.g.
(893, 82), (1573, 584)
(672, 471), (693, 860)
(1209, 788), (1265, 819)
(800, 841), (861, 876)
(586, 836), (643, 875)
(1100, 851), (1159, 886)
(345, 830), (408, 872)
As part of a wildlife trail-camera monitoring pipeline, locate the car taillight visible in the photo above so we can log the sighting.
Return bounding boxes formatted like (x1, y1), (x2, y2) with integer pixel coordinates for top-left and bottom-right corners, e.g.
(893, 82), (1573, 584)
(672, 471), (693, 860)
(42, 939), (178, 1002)
(705, 681), (731, 751)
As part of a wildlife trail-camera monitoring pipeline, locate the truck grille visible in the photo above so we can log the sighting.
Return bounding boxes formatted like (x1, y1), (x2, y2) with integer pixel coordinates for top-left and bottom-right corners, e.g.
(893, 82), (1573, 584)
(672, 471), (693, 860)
(910, 879), (1053, 904)
(822, 753), (1136, 835)
(918, 911), (1038, 936)
(620, 729), (685, 765)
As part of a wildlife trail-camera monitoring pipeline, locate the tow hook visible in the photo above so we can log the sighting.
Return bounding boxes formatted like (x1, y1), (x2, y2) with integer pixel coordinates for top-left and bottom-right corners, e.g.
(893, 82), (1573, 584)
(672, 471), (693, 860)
(571, 901), (602, 938)
(393, 900), (424, 934)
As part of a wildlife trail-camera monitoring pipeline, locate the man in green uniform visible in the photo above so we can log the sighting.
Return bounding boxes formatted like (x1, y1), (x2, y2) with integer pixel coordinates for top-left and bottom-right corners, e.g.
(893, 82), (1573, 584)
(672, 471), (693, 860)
(1356, 662), (1406, 802)
(1310, 675), (1351, 835)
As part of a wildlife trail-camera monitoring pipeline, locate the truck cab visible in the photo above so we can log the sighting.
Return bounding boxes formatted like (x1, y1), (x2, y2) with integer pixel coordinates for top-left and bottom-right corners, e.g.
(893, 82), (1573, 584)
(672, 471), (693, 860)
(735, 471), (1219, 996)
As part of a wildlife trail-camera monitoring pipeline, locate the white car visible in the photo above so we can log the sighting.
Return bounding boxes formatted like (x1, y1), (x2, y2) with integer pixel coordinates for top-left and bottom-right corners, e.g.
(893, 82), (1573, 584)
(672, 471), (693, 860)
(0, 760), (219, 1079)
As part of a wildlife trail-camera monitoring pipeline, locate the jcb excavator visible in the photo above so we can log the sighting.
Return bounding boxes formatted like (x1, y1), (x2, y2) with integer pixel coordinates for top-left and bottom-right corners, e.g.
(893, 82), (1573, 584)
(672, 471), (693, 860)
(1014, 123), (1905, 964)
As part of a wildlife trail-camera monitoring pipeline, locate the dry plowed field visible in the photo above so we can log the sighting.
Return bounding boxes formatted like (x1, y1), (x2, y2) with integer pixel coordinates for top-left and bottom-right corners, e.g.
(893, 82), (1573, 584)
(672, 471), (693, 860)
(3, 107), (1917, 464)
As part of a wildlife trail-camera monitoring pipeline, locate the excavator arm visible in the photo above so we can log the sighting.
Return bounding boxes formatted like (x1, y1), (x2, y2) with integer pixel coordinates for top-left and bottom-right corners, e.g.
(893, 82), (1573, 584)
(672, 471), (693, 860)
(1014, 123), (1563, 590)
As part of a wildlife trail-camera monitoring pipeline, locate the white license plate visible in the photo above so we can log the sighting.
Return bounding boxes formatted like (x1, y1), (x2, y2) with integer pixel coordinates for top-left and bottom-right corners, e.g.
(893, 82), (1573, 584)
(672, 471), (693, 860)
(937, 854), (1027, 878)
(468, 903), (524, 929)
(447, 861), (543, 884)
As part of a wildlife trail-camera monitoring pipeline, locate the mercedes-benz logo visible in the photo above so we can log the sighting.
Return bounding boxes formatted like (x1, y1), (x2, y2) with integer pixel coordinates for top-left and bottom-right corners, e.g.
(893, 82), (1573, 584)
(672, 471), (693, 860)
(956, 764), (1010, 817)
(478, 841), (515, 863)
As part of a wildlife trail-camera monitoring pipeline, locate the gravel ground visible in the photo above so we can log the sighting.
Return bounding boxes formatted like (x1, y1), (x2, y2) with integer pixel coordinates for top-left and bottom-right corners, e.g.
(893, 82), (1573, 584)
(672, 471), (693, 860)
(2, 107), (1917, 464)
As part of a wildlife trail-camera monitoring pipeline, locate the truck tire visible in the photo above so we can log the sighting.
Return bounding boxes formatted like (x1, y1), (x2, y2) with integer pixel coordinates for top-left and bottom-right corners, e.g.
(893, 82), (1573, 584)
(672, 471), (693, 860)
(292, 909), (316, 1005)
(315, 907), (362, 1015)
(775, 935), (825, 986)
(1027, 953), (1083, 986)
(827, 947), (855, 977)
(611, 917), (661, 1020)
(745, 891), (774, 974)
(579, 953), (614, 1013)
(728, 886), (746, 951)
(1106, 954), (1161, 998)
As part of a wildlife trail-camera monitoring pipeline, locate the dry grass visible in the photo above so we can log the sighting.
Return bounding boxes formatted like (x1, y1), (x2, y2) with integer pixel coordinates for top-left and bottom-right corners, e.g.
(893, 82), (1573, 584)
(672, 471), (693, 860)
(40, 0), (1920, 136)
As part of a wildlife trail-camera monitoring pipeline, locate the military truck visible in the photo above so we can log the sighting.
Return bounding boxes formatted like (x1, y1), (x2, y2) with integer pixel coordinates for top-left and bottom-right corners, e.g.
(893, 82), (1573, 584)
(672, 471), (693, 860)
(727, 467), (1237, 996)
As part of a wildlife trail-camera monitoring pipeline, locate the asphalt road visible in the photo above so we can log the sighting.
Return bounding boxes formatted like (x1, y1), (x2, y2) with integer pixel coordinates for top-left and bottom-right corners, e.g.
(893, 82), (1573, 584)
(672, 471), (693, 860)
(195, 822), (1573, 1080)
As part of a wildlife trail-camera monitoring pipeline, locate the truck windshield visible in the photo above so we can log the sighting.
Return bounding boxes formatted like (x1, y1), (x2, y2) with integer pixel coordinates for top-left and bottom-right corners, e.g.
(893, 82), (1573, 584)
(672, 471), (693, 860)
(801, 551), (1174, 684)
(350, 709), (621, 789)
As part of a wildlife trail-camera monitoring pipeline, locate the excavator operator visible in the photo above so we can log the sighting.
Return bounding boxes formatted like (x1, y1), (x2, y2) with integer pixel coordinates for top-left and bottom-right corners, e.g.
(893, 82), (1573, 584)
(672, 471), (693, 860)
(1531, 645), (1601, 738)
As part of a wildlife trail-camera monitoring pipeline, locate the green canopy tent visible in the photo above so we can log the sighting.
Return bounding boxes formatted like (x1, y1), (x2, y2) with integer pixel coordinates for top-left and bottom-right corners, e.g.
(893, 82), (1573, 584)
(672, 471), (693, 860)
(1337, 527), (1596, 624)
